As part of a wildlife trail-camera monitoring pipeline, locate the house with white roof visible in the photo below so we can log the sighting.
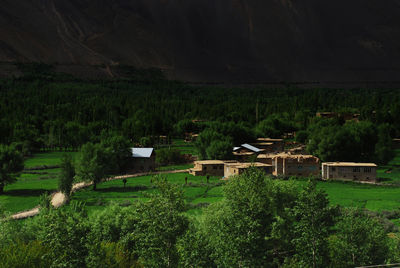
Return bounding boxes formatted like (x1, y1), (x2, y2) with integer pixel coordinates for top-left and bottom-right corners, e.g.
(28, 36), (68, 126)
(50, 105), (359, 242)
(233, 143), (264, 161)
(129, 148), (156, 172)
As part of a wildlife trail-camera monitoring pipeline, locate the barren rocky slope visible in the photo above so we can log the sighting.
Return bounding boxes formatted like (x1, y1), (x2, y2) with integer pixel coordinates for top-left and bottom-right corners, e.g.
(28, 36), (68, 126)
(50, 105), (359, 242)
(1, 0), (400, 82)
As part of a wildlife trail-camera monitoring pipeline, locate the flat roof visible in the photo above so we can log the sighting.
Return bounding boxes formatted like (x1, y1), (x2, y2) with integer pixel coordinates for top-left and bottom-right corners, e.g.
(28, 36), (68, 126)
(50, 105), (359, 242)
(257, 153), (318, 160)
(256, 138), (283, 142)
(226, 162), (272, 168)
(323, 162), (377, 167)
(233, 152), (255, 156)
(195, 160), (237, 165)
(250, 142), (274, 146)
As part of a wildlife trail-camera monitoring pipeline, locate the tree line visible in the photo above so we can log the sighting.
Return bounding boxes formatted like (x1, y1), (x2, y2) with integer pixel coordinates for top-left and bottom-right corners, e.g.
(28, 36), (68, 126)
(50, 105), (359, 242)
(1, 71), (400, 159)
(1, 169), (400, 267)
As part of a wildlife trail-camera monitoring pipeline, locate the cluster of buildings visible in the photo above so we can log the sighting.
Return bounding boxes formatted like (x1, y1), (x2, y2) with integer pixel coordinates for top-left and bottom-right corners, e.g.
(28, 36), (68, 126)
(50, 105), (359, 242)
(127, 138), (379, 182)
(189, 138), (378, 182)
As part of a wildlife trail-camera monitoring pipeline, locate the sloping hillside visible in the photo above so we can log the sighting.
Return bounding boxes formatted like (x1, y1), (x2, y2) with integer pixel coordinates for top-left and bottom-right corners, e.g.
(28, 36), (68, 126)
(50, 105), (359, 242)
(1, 0), (400, 82)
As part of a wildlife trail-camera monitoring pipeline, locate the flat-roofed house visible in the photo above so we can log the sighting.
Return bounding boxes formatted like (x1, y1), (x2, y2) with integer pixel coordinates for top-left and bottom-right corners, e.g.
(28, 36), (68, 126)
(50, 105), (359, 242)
(254, 138), (284, 152)
(257, 153), (320, 177)
(189, 160), (238, 176)
(129, 148), (156, 172)
(322, 162), (377, 181)
(233, 143), (264, 161)
(224, 162), (273, 178)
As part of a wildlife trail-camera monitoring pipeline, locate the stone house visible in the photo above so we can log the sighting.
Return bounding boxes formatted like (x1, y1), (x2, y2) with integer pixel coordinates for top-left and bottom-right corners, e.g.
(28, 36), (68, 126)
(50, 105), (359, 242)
(257, 153), (320, 177)
(224, 162), (273, 178)
(189, 160), (238, 176)
(129, 148), (156, 172)
(322, 162), (377, 181)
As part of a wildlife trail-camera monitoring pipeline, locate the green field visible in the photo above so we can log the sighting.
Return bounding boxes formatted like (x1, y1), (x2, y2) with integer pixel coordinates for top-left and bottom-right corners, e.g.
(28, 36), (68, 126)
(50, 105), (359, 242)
(156, 163), (194, 171)
(0, 169), (60, 213)
(377, 149), (400, 184)
(69, 173), (223, 215)
(4, 149), (400, 219)
(24, 151), (80, 168)
(0, 151), (79, 214)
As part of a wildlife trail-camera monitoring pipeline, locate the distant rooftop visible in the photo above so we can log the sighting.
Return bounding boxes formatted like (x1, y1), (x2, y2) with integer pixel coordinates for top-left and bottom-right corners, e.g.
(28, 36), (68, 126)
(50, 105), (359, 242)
(225, 162), (272, 168)
(131, 148), (154, 158)
(257, 153), (318, 160)
(256, 138), (283, 142)
(241, 143), (263, 153)
(323, 162), (377, 167)
(194, 160), (237, 165)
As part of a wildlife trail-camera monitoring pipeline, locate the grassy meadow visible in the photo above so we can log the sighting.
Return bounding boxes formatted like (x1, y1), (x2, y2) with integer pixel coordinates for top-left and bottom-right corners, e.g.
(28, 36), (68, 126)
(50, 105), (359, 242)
(0, 151), (79, 214)
(69, 173), (223, 216)
(2, 149), (400, 220)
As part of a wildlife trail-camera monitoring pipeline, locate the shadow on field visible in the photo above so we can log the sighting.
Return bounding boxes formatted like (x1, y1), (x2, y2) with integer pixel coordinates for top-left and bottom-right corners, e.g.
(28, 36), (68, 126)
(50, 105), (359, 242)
(4, 189), (49, 196)
(96, 186), (149, 193)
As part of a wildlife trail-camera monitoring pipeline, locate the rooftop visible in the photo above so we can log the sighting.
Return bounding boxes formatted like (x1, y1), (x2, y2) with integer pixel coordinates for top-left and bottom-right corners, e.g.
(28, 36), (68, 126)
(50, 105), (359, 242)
(323, 162), (377, 167)
(131, 148), (154, 158)
(194, 160), (237, 165)
(257, 153), (318, 160)
(250, 142), (274, 146)
(241, 143), (263, 153)
(256, 138), (284, 142)
(226, 162), (272, 168)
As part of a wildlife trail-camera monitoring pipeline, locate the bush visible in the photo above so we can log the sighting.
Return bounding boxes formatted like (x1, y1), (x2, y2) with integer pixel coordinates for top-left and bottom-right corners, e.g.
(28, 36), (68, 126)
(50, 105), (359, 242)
(156, 148), (185, 165)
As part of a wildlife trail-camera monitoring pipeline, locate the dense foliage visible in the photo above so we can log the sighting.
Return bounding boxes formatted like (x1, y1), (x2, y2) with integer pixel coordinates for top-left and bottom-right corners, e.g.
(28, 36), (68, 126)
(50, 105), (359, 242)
(1, 71), (399, 163)
(1, 169), (399, 267)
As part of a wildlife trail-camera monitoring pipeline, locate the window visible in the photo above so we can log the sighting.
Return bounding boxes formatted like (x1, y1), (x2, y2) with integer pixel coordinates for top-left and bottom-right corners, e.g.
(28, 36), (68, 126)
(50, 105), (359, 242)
(213, 166), (217, 170)
(353, 167), (361, 173)
(204, 166), (207, 170)
(364, 167), (371, 173)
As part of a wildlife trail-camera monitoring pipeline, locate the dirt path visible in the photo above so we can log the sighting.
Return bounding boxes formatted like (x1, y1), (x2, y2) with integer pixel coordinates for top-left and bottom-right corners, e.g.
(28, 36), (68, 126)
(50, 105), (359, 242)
(10, 169), (190, 220)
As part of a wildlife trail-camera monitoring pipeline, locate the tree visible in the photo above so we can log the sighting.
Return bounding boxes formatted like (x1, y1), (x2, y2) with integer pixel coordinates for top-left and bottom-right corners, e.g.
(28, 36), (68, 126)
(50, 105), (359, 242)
(76, 143), (110, 190)
(205, 140), (233, 160)
(34, 203), (90, 268)
(291, 180), (337, 268)
(329, 209), (389, 267)
(133, 176), (188, 267)
(375, 123), (394, 164)
(0, 144), (24, 194)
(100, 133), (132, 173)
(201, 168), (276, 267)
(195, 129), (232, 160)
(58, 154), (75, 201)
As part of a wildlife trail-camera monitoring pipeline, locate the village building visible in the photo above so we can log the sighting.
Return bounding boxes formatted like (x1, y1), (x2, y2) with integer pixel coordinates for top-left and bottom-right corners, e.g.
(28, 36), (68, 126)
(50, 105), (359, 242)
(224, 162), (273, 178)
(233, 143), (265, 161)
(316, 112), (360, 122)
(189, 160), (238, 176)
(129, 148), (156, 172)
(185, 133), (199, 142)
(322, 162), (377, 181)
(257, 153), (320, 177)
(253, 138), (284, 152)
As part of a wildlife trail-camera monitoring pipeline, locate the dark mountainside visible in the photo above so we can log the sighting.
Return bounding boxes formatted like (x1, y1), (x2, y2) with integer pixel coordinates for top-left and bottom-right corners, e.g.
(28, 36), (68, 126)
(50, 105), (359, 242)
(2, 0), (400, 83)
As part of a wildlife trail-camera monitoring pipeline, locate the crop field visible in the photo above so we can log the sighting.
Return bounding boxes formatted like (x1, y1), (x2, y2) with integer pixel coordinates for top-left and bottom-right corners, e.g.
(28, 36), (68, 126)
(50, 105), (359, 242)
(156, 163), (194, 171)
(377, 149), (400, 184)
(0, 151), (79, 214)
(4, 149), (400, 219)
(24, 151), (80, 168)
(171, 139), (197, 155)
(69, 173), (223, 216)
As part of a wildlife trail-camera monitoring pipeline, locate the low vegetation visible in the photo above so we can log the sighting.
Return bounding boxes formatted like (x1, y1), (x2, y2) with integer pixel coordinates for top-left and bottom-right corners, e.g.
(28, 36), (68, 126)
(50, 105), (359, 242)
(1, 169), (400, 267)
